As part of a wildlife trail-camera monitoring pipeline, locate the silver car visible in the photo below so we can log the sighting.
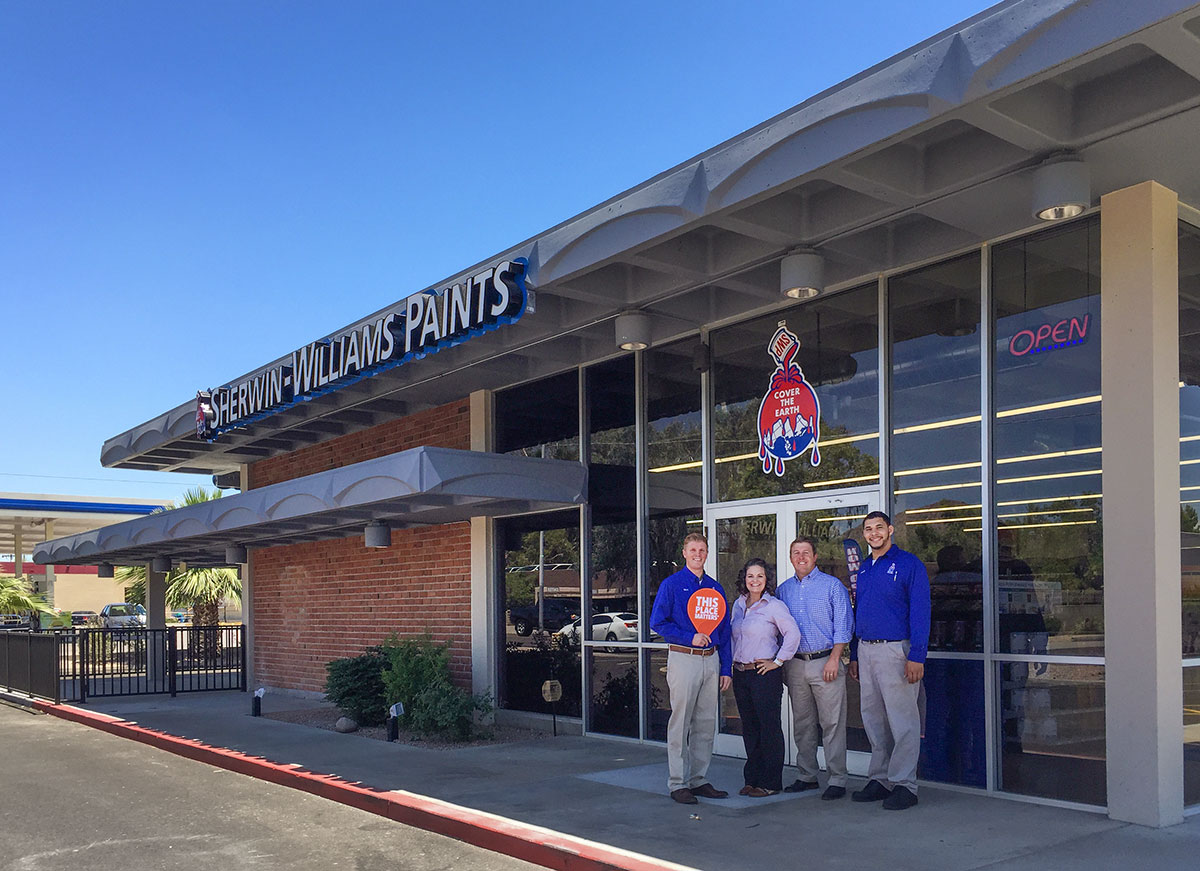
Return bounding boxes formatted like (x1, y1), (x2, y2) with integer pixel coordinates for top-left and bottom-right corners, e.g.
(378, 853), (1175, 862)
(99, 603), (147, 629)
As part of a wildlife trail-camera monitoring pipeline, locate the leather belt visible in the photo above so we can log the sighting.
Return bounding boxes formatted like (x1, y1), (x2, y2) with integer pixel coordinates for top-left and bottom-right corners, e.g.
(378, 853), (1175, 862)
(794, 648), (833, 661)
(861, 639), (904, 644)
(733, 662), (757, 671)
(669, 644), (715, 657)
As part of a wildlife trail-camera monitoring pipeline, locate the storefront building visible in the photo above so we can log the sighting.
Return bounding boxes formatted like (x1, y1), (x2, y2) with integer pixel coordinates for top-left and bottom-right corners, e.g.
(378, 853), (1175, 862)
(36, 0), (1200, 827)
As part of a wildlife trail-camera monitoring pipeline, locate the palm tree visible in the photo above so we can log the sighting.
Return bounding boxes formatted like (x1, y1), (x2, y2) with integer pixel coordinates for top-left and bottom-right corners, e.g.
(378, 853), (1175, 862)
(0, 575), (53, 618)
(117, 487), (241, 659)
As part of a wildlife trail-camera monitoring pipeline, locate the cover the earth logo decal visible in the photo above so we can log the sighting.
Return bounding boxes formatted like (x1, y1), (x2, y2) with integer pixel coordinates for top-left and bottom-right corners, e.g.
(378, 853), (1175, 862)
(757, 325), (822, 476)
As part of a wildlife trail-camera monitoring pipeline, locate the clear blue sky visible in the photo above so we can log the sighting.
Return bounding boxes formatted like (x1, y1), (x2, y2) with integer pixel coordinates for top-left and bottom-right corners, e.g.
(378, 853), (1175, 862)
(1, 0), (991, 502)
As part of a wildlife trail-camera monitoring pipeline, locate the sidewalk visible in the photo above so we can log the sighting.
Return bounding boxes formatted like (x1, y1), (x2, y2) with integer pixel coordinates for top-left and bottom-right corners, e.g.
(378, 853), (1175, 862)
(30, 691), (1200, 871)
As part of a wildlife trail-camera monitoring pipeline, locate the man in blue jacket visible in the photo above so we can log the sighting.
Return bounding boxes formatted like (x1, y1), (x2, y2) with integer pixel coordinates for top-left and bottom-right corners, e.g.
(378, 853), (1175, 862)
(649, 532), (733, 804)
(848, 511), (930, 810)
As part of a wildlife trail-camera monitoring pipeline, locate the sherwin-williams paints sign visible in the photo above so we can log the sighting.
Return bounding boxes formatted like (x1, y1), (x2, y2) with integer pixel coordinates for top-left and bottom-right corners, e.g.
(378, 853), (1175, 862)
(757, 325), (822, 476)
(196, 258), (530, 439)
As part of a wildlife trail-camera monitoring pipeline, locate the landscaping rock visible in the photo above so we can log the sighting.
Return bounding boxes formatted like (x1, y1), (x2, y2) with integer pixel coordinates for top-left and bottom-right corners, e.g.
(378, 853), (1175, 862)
(334, 716), (358, 733)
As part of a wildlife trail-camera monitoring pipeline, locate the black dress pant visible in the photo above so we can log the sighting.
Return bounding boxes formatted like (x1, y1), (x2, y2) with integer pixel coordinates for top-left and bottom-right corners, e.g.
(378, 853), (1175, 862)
(732, 666), (785, 791)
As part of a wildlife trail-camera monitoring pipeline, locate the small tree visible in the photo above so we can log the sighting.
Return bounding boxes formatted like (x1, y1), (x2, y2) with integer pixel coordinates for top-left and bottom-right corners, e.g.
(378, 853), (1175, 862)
(0, 576), (53, 618)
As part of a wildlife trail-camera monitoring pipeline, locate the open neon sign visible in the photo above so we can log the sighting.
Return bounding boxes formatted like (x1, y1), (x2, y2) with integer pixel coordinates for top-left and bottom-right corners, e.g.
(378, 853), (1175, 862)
(1008, 313), (1090, 357)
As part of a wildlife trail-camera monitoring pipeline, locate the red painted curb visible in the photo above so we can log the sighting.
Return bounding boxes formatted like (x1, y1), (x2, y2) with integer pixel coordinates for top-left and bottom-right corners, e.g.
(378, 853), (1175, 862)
(32, 700), (693, 871)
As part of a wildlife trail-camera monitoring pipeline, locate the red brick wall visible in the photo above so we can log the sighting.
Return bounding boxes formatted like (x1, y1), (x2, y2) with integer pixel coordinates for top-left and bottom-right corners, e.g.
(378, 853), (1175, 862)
(248, 399), (475, 693)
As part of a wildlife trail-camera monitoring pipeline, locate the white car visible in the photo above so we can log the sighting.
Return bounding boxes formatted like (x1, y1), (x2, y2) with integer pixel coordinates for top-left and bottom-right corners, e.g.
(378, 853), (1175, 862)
(556, 612), (639, 648)
(99, 603), (147, 629)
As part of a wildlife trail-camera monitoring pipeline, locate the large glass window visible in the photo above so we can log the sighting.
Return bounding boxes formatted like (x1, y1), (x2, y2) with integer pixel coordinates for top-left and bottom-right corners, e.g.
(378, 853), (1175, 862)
(1185, 666), (1200, 806)
(497, 512), (582, 718)
(711, 284), (880, 503)
(587, 357), (637, 622)
(496, 369), (579, 460)
(644, 341), (703, 629)
(1181, 222), (1200, 661)
(992, 219), (1102, 657)
(889, 254), (983, 652)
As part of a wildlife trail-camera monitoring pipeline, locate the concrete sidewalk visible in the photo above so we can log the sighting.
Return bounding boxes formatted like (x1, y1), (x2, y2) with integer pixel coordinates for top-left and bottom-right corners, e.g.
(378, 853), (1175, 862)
(30, 691), (1200, 871)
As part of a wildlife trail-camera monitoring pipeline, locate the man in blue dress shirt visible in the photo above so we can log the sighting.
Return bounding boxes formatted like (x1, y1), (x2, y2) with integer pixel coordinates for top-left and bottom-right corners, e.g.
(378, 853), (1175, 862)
(776, 536), (854, 800)
(848, 511), (931, 810)
(649, 532), (733, 804)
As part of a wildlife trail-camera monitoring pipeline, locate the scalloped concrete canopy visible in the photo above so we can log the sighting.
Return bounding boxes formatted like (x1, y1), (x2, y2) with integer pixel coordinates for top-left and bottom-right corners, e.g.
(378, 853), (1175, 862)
(32, 447), (587, 568)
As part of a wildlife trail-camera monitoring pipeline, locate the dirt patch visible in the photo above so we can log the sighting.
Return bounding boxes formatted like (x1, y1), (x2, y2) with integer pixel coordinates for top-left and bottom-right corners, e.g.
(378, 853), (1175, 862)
(264, 706), (541, 749)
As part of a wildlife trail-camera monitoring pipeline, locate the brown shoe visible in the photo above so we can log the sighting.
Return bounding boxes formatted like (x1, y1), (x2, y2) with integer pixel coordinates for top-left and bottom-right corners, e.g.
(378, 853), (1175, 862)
(746, 787), (779, 797)
(691, 783), (729, 799)
(738, 785), (753, 796)
(671, 788), (698, 804)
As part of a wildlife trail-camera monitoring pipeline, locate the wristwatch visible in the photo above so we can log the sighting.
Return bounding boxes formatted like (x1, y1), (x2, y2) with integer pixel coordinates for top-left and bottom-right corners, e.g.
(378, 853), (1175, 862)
(772, 658), (783, 667)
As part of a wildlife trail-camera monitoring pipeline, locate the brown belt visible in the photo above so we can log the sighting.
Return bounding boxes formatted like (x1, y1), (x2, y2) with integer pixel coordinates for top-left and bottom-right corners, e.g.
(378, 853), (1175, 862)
(669, 644), (715, 657)
(733, 662), (757, 671)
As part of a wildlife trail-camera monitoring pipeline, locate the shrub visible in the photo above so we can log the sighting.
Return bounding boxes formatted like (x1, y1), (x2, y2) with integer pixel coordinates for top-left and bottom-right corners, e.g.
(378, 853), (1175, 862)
(381, 632), (491, 741)
(324, 647), (387, 726)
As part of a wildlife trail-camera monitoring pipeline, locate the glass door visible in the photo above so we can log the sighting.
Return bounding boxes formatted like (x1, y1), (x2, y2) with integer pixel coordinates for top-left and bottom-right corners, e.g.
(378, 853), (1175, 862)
(708, 491), (878, 775)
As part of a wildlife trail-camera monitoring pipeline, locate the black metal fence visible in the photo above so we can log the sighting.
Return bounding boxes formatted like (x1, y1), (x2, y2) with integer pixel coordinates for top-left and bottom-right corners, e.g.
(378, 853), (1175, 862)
(0, 626), (245, 702)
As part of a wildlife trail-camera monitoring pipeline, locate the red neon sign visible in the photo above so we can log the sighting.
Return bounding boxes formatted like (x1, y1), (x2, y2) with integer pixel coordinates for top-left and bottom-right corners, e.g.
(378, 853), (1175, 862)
(1008, 314), (1090, 357)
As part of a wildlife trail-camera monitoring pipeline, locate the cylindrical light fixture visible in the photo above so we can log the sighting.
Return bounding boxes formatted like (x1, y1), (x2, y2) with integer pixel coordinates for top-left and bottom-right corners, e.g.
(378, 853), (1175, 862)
(97, 562), (114, 579)
(781, 249), (825, 299)
(1031, 152), (1090, 221)
(150, 556), (172, 573)
(225, 544), (248, 564)
(614, 312), (651, 351)
(364, 521), (391, 548)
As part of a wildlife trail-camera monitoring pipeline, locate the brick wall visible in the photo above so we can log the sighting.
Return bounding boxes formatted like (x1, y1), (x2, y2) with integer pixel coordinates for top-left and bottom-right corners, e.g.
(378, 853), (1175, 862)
(248, 399), (475, 693)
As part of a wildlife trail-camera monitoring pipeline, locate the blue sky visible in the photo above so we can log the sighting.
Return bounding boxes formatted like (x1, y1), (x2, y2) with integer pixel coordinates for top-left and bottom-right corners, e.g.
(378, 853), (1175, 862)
(1, 0), (990, 501)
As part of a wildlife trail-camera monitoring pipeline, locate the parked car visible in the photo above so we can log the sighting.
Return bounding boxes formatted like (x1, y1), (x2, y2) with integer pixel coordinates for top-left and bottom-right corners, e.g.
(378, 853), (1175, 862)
(70, 610), (98, 626)
(508, 597), (578, 636)
(99, 603), (147, 629)
(555, 612), (639, 649)
(170, 610), (191, 623)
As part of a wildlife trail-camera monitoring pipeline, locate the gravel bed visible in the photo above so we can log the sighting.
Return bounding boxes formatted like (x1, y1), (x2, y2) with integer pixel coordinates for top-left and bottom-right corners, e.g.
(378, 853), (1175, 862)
(264, 706), (541, 748)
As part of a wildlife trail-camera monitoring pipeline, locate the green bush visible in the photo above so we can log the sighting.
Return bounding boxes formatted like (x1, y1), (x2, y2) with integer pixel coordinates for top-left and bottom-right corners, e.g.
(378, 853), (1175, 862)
(381, 632), (491, 741)
(324, 647), (387, 726)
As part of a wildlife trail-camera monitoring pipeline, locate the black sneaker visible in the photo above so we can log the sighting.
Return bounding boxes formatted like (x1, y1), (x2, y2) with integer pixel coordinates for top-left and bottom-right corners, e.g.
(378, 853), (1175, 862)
(821, 785), (846, 801)
(783, 779), (820, 793)
(851, 780), (891, 802)
(881, 786), (918, 810)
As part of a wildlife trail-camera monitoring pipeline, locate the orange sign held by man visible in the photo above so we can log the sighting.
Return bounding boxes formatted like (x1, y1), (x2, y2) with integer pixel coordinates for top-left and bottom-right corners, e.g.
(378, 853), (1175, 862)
(688, 588), (727, 639)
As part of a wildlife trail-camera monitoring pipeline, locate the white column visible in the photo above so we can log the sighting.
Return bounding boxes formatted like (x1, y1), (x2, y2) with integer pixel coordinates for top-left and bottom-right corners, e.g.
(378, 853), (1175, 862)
(146, 564), (167, 631)
(13, 526), (22, 580)
(42, 520), (56, 607)
(1101, 180), (1184, 827)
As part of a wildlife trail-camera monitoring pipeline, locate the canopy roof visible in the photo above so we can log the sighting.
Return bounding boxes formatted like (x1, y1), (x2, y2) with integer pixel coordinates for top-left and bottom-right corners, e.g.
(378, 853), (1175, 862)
(34, 447), (587, 568)
(1, 493), (167, 559)
(101, 0), (1200, 475)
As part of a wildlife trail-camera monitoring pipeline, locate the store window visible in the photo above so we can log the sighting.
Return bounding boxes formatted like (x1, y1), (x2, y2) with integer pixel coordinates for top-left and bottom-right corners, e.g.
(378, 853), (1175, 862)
(497, 512), (582, 718)
(1179, 220), (1200, 807)
(889, 254), (983, 654)
(644, 340), (703, 642)
(992, 219), (1103, 658)
(710, 284), (880, 503)
(496, 369), (579, 460)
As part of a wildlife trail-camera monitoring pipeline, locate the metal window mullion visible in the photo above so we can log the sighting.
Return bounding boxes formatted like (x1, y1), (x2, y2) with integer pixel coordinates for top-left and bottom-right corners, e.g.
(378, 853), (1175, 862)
(578, 365), (592, 734)
(878, 274), (891, 515)
(980, 242), (999, 792)
(635, 349), (648, 742)
(700, 328), (713, 518)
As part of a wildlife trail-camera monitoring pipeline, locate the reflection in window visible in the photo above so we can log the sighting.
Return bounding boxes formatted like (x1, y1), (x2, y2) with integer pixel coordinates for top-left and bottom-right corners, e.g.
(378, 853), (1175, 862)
(589, 648), (639, 737)
(1180, 222), (1200, 659)
(711, 284), (879, 502)
(646, 648), (670, 742)
(1185, 667), (1200, 806)
(495, 369), (579, 460)
(889, 254), (982, 652)
(920, 659), (986, 787)
(993, 219), (1102, 656)
(644, 341), (703, 625)
(498, 513), (582, 718)
(588, 357), (638, 620)
(999, 662), (1106, 805)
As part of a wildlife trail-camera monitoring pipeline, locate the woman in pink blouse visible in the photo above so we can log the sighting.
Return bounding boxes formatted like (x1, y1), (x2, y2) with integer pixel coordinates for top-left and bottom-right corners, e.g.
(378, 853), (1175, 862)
(730, 557), (802, 797)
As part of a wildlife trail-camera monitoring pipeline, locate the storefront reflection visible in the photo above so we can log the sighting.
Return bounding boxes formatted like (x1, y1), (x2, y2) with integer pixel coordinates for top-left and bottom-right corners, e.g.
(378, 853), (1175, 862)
(920, 659), (985, 788)
(589, 648), (639, 738)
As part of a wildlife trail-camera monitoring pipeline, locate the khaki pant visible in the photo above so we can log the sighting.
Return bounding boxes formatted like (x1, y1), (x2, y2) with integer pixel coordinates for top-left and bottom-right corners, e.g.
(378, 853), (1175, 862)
(665, 650), (720, 791)
(858, 640), (921, 793)
(783, 656), (849, 787)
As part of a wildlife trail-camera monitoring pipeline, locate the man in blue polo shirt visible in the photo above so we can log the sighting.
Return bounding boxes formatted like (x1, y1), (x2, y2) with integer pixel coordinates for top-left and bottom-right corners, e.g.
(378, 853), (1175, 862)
(649, 532), (733, 805)
(848, 511), (930, 810)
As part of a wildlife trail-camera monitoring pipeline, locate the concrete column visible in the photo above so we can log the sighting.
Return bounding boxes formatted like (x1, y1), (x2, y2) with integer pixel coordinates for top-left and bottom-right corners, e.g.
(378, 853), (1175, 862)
(13, 526), (22, 580)
(42, 520), (55, 607)
(146, 564), (167, 631)
(468, 390), (496, 700)
(1101, 180), (1184, 827)
(239, 463), (254, 686)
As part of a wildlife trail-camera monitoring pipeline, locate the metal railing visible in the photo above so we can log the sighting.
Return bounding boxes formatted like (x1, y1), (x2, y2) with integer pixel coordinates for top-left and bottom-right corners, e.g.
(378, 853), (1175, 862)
(0, 626), (245, 702)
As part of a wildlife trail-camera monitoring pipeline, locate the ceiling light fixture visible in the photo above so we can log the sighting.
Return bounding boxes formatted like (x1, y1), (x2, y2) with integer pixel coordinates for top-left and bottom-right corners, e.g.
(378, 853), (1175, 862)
(780, 249), (825, 299)
(1032, 152), (1090, 221)
(614, 312), (651, 351)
